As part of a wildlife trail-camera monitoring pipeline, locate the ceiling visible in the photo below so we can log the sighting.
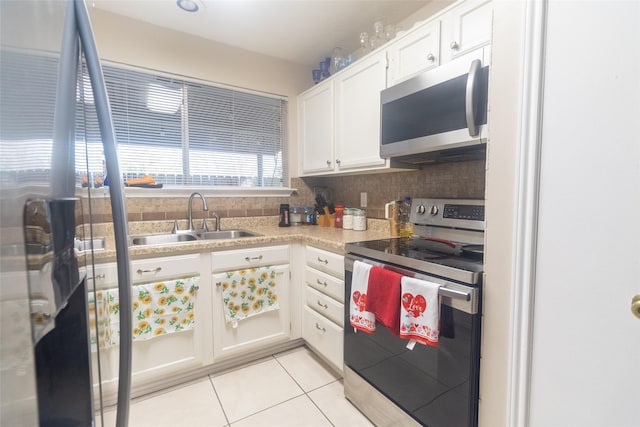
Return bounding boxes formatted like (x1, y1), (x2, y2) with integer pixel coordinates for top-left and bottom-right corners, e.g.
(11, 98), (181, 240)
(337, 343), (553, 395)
(90, 0), (432, 67)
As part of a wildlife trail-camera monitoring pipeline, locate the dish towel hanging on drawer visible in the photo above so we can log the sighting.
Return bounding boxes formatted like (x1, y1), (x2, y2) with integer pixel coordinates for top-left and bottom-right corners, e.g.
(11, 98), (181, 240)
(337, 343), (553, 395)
(220, 266), (279, 328)
(88, 276), (199, 349)
(349, 260), (376, 333)
(399, 276), (441, 348)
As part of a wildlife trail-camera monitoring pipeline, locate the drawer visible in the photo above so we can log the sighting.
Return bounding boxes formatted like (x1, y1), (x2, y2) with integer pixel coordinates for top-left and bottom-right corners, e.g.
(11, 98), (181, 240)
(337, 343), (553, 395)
(131, 254), (201, 284)
(305, 286), (344, 327)
(305, 267), (344, 303)
(212, 245), (289, 272)
(87, 262), (117, 290)
(305, 246), (344, 279)
(302, 306), (343, 372)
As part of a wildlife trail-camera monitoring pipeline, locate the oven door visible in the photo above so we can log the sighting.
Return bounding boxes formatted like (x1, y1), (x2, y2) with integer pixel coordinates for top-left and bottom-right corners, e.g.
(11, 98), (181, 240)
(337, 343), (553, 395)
(343, 254), (482, 427)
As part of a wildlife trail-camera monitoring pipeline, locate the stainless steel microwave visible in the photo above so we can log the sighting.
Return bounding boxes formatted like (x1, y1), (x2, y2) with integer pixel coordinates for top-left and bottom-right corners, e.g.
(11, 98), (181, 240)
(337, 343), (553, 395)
(380, 50), (489, 163)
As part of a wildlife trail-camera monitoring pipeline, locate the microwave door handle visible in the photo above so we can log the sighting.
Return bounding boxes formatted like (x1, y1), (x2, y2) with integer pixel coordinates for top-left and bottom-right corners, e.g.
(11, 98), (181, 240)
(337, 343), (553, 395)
(465, 59), (482, 137)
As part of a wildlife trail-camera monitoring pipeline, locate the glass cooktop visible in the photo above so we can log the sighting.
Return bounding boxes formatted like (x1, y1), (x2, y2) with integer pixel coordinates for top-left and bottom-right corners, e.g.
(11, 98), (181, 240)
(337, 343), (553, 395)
(346, 237), (484, 285)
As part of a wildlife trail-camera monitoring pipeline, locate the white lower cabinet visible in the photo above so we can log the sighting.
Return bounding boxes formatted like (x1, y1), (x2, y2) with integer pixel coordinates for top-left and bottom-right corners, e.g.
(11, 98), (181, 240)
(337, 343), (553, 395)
(87, 253), (209, 402)
(210, 245), (291, 361)
(301, 246), (345, 373)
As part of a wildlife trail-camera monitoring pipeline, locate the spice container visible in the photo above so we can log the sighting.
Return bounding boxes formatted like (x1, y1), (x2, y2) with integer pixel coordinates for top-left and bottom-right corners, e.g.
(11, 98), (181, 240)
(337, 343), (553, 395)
(334, 205), (344, 228)
(303, 206), (315, 225)
(290, 206), (303, 226)
(353, 208), (367, 231)
(342, 208), (354, 230)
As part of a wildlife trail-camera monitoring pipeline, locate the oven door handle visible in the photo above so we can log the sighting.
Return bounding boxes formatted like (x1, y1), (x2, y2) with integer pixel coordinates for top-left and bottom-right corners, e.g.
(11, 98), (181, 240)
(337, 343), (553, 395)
(439, 286), (471, 301)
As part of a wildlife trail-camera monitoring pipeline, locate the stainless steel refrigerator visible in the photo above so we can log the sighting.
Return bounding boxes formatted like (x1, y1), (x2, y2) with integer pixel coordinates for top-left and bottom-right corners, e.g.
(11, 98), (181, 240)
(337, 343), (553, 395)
(1, 0), (132, 425)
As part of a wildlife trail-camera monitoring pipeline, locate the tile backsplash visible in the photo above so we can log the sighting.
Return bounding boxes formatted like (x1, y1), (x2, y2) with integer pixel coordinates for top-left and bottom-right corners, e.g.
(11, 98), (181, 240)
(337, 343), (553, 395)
(81, 160), (485, 224)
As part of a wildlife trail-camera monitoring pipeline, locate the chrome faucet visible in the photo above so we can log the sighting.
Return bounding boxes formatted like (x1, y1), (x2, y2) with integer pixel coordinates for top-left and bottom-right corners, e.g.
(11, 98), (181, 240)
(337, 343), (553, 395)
(187, 192), (208, 231)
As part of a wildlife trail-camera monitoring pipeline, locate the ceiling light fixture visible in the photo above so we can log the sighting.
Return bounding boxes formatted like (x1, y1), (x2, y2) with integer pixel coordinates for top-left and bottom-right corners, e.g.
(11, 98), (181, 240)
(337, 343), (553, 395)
(176, 0), (203, 13)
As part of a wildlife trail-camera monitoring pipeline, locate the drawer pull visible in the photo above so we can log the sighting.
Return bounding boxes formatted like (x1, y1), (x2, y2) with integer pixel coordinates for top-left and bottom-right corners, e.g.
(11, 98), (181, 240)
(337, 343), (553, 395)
(317, 300), (328, 309)
(317, 257), (329, 265)
(136, 267), (162, 275)
(315, 323), (326, 332)
(245, 255), (263, 262)
(316, 279), (328, 287)
(88, 273), (106, 281)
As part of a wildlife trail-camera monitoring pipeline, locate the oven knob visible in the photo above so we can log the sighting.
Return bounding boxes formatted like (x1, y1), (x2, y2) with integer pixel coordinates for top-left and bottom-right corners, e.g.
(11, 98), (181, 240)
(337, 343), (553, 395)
(416, 204), (426, 215)
(429, 205), (439, 216)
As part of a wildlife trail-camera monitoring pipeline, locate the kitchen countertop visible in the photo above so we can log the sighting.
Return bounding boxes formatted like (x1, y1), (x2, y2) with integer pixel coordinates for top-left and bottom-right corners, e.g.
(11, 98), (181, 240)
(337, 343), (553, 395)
(85, 216), (391, 263)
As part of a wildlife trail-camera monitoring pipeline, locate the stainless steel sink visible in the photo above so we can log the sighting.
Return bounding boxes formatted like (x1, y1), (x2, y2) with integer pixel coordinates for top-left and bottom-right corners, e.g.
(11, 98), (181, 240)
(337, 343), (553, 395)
(131, 233), (198, 246)
(130, 229), (261, 246)
(196, 229), (262, 240)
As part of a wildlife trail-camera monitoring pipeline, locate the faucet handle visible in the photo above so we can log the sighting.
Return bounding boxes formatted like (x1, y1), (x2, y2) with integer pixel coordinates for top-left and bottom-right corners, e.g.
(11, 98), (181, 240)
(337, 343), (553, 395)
(172, 219), (179, 234)
(202, 218), (209, 232)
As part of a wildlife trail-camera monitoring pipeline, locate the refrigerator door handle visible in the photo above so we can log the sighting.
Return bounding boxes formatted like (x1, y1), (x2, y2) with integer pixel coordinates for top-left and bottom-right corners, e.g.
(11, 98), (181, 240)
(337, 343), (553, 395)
(74, 1), (132, 426)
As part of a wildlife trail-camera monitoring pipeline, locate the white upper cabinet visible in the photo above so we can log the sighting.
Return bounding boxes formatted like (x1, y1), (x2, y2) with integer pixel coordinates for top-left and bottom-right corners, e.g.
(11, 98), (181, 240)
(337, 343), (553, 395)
(298, 82), (334, 174)
(297, 0), (493, 177)
(441, 0), (494, 63)
(299, 51), (389, 176)
(334, 51), (388, 172)
(387, 20), (441, 86)
(387, 0), (493, 85)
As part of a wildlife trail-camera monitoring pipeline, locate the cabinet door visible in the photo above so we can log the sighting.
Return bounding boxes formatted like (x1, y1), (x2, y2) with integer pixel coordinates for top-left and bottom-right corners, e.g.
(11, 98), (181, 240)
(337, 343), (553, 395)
(334, 51), (388, 171)
(442, 0), (493, 63)
(387, 20), (441, 86)
(88, 268), (208, 402)
(212, 264), (290, 360)
(298, 83), (335, 174)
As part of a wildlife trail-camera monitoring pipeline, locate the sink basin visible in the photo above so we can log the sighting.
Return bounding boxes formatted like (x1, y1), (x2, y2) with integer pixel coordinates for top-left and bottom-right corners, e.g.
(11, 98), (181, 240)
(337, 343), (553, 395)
(196, 229), (262, 240)
(130, 229), (262, 246)
(131, 233), (198, 246)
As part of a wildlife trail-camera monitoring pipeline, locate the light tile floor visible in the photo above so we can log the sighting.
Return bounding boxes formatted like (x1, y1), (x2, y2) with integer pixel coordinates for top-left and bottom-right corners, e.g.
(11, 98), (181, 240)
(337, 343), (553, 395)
(99, 346), (373, 427)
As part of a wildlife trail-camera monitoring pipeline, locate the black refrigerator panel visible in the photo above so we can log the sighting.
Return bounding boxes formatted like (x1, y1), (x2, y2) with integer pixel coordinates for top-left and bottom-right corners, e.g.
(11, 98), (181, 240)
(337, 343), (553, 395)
(24, 198), (93, 427)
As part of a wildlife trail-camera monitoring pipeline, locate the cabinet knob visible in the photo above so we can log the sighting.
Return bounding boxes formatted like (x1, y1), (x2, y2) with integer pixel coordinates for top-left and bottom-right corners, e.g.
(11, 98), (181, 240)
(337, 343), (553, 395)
(336, 159), (341, 165)
(326, 160), (331, 166)
(427, 53), (435, 62)
(450, 41), (459, 50)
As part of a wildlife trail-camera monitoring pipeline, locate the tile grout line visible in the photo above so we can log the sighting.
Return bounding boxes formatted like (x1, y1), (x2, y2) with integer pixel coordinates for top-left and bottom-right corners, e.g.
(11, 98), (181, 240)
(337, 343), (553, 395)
(273, 353), (339, 427)
(207, 373), (231, 427)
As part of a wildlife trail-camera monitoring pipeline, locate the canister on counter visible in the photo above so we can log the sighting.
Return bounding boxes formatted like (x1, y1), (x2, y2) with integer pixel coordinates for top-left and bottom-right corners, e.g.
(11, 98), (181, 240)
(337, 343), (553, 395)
(290, 206), (303, 226)
(342, 208), (354, 230)
(353, 208), (367, 231)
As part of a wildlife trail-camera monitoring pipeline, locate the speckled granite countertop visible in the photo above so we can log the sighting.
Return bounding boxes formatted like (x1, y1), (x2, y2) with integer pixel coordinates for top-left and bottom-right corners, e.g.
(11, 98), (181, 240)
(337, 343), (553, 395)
(87, 216), (390, 263)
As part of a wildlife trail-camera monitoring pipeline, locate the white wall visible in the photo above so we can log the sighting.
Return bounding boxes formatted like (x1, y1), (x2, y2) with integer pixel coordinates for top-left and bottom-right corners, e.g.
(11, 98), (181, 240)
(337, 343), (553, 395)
(87, 8), (311, 180)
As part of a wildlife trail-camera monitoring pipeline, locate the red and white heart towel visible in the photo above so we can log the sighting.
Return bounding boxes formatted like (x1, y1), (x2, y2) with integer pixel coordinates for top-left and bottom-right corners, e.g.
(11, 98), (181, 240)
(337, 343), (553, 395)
(349, 261), (376, 333)
(399, 276), (441, 347)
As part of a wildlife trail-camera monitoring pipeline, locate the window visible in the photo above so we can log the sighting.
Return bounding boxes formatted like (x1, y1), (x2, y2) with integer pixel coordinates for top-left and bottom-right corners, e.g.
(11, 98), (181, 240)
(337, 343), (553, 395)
(77, 63), (288, 188)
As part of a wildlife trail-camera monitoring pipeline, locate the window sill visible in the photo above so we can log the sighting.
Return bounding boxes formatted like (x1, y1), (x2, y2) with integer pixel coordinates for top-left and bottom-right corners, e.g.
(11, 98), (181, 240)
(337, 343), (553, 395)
(80, 186), (297, 198)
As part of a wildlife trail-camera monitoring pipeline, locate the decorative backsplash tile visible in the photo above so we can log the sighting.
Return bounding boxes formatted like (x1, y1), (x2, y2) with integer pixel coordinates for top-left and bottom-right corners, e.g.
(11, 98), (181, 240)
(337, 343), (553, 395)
(78, 160), (485, 225)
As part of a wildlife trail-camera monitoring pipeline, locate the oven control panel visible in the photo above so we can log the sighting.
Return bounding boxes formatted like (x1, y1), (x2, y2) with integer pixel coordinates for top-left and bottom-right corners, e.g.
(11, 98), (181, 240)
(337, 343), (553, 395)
(411, 198), (485, 231)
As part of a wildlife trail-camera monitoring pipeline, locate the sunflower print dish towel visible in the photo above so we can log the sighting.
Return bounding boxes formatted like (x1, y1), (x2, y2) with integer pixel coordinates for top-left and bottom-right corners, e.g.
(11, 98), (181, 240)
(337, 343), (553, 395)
(219, 266), (279, 328)
(88, 276), (199, 349)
